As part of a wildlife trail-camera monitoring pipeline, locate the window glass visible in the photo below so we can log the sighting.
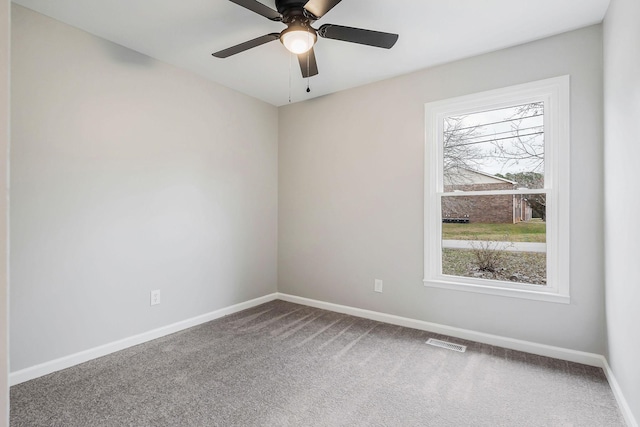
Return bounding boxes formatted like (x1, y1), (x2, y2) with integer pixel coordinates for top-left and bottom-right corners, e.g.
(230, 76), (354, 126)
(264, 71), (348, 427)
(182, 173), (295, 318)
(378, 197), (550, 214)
(441, 194), (547, 285)
(424, 76), (570, 303)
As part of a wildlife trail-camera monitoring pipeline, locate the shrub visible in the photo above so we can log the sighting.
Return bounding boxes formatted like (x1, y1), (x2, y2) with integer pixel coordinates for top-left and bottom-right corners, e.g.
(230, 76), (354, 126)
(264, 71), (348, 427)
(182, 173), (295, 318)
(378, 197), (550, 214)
(469, 237), (514, 272)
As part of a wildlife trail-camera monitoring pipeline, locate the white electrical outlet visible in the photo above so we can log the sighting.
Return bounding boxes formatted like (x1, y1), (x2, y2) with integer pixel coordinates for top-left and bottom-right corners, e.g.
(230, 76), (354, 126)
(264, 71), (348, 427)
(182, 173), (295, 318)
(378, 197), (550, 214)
(374, 279), (383, 293)
(150, 290), (161, 306)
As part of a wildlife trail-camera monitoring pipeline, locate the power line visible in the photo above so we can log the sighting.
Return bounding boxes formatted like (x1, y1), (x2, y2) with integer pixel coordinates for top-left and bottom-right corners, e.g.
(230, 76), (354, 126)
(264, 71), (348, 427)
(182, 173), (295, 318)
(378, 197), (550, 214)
(448, 131), (544, 147)
(450, 125), (543, 143)
(445, 113), (543, 133)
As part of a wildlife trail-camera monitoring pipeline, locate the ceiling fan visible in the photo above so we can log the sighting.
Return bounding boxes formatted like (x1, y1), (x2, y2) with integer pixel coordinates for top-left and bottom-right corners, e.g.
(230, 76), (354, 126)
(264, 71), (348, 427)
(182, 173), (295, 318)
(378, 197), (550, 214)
(212, 0), (399, 78)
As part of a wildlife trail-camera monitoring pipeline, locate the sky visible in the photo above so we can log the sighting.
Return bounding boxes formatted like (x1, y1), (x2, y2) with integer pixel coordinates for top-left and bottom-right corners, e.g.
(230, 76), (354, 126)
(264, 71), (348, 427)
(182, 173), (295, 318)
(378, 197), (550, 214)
(445, 102), (544, 176)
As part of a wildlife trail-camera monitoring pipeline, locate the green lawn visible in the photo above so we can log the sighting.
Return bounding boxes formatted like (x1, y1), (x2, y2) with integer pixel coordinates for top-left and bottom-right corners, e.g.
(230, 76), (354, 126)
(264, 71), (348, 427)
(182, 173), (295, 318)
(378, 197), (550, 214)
(442, 220), (546, 243)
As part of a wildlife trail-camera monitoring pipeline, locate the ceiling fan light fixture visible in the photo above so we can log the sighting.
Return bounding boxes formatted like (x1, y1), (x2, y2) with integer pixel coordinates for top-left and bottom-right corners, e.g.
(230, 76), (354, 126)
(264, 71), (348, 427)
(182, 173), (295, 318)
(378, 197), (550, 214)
(280, 26), (317, 54)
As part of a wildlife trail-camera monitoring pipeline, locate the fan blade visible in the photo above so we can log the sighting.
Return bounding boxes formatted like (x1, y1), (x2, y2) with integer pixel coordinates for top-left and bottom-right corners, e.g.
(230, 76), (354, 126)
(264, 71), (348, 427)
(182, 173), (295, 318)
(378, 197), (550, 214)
(229, 0), (282, 21)
(297, 48), (319, 78)
(212, 33), (280, 58)
(303, 0), (341, 19)
(318, 24), (398, 49)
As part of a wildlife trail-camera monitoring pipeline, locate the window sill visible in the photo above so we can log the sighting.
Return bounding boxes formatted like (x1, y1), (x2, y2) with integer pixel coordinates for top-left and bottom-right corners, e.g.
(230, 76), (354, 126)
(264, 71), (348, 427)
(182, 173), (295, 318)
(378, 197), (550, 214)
(423, 277), (570, 304)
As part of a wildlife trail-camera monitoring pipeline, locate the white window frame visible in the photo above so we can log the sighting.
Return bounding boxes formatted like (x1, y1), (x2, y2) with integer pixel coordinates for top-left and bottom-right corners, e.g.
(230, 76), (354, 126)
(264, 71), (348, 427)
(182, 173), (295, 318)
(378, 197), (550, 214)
(424, 76), (570, 304)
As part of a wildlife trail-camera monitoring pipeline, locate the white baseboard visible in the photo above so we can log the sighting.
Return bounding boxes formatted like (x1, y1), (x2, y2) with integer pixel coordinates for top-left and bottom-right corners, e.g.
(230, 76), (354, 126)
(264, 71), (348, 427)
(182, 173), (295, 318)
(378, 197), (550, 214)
(601, 358), (639, 427)
(10, 291), (638, 427)
(10, 293), (279, 386)
(276, 293), (604, 366)
(278, 293), (639, 426)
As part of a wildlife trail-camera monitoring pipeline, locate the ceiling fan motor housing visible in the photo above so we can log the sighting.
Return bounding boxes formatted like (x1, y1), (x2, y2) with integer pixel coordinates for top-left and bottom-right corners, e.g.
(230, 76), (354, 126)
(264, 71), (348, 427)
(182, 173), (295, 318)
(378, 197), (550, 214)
(213, 0), (399, 78)
(276, 0), (317, 50)
(275, 0), (312, 19)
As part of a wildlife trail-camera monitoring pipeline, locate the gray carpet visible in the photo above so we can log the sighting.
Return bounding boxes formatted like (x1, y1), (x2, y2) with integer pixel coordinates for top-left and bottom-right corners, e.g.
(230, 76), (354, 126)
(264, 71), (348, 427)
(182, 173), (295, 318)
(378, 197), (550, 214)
(11, 300), (624, 426)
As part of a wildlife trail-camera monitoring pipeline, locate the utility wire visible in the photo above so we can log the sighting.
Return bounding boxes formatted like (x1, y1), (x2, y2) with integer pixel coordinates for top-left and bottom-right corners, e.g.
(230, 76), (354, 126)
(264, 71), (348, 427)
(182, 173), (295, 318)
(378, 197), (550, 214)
(449, 131), (544, 147)
(445, 113), (543, 133)
(449, 125), (543, 143)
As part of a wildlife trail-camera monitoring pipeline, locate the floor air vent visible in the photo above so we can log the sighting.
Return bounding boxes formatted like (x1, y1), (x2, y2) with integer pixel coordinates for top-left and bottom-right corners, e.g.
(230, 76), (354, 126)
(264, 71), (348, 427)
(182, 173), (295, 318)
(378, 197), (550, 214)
(426, 338), (467, 353)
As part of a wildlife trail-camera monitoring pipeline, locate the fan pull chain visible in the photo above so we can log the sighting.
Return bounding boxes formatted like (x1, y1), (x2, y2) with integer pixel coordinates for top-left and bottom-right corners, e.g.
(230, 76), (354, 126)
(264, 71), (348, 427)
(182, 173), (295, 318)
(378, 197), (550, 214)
(306, 29), (311, 93)
(306, 50), (310, 93)
(288, 51), (292, 103)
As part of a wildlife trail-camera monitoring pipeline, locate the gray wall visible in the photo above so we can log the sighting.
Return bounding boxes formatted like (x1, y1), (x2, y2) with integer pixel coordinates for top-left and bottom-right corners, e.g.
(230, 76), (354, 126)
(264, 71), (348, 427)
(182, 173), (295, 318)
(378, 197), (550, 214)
(8, 3), (640, 422)
(10, 5), (278, 371)
(603, 0), (640, 422)
(0, 0), (8, 423)
(279, 25), (606, 354)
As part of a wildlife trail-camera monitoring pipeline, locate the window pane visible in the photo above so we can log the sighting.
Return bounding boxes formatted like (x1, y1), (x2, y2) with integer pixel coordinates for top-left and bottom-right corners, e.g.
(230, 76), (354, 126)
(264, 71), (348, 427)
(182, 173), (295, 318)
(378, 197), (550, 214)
(443, 102), (545, 191)
(441, 194), (547, 286)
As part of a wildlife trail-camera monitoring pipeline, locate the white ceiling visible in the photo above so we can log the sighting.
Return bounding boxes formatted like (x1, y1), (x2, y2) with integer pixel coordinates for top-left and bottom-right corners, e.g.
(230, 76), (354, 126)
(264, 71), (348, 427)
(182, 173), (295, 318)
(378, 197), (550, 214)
(13, 0), (610, 106)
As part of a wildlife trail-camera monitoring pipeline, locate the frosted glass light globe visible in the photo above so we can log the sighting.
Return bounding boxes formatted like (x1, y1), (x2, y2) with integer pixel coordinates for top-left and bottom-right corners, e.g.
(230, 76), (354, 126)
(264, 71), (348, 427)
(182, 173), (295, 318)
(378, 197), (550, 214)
(281, 28), (316, 54)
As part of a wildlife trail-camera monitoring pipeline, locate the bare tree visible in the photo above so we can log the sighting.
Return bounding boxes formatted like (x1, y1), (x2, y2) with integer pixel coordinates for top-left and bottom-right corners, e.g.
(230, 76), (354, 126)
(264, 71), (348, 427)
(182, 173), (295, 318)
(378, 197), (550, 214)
(497, 103), (546, 220)
(442, 102), (547, 221)
(498, 171), (546, 220)
(443, 116), (487, 181)
(443, 102), (544, 177)
(442, 116), (486, 219)
(490, 102), (544, 172)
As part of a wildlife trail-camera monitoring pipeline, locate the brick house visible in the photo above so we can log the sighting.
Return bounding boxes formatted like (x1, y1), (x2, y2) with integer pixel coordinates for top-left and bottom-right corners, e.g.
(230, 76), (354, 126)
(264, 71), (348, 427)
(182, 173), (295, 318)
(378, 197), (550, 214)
(443, 168), (532, 224)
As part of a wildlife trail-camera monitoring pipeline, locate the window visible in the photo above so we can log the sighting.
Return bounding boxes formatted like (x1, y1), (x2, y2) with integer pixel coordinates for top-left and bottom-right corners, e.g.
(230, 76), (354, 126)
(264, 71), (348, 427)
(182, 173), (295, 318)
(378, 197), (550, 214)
(424, 76), (570, 303)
